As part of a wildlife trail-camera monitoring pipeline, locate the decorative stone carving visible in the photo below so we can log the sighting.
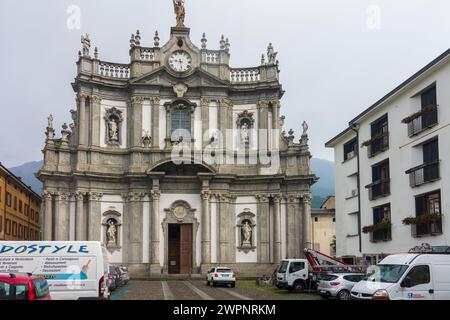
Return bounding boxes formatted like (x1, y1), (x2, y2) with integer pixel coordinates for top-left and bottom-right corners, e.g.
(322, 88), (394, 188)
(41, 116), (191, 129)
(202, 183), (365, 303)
(131, 96), (144, 104)
(150, 189), (161, 201)
(201, 190), (211, 201)
(88, 192), (103, 201)
(201, 33), (207, 49)
(236, 110), (254, 145)
(61, 123), (70, 142)
(154, 31), (160, 47)
(92, 95), (102, 104)
(142, 130), (152, 147)
(267, 43), (278, 64)
(104, 107), (124, 146)
(173, 0), (186, 28)
(173, 83), (188, 98)
(200, 98), (210, 107)
(165, 200), (196, 222)
(150, 96), (161, 106)
(81, 34), (91, 57)
(219, 98), (233, 108)
(42, 191), (53, 200)
(47, 114), (54, 129)
(45, 115), (55, 141)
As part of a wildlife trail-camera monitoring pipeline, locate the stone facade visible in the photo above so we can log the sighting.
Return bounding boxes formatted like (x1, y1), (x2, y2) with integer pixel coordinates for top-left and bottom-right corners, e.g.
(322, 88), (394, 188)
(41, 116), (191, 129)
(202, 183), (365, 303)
(38, 22), (317, 277)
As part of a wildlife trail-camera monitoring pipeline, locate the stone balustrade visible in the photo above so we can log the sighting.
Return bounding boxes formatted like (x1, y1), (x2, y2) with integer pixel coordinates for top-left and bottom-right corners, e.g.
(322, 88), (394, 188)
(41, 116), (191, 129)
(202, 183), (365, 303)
(140, 47), (156, 61)
(230, 68), (261, 83)
(202, 50), (220, 64)
(98, 61), (130, 79)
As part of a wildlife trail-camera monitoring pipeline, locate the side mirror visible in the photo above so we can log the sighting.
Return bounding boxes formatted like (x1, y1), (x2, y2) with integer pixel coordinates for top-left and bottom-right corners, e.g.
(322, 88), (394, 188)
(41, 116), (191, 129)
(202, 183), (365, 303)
(401, 277), (412, 288)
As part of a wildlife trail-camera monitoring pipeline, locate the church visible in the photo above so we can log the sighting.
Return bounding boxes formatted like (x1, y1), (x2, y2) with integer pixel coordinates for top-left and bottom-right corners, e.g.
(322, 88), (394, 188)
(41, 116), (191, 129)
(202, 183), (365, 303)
(38, 2), (317, 276)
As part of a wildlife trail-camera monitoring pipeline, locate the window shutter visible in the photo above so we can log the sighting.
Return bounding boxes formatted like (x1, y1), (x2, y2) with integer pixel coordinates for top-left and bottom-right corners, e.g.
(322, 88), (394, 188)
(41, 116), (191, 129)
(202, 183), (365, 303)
(415, 195), (425, 217)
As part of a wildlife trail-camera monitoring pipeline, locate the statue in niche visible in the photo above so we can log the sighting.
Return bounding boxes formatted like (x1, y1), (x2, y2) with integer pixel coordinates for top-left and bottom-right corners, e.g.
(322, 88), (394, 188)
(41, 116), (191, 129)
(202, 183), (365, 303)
(241, 221), (252, 246)
(108, 118), (118, 142)
(106, 219), (117, 245)
(241, 122), (250, 145)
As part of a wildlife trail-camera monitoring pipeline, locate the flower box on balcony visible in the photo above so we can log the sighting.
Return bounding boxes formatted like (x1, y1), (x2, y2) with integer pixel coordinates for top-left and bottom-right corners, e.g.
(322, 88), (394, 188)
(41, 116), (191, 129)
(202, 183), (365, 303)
(401, 105), (435, 124)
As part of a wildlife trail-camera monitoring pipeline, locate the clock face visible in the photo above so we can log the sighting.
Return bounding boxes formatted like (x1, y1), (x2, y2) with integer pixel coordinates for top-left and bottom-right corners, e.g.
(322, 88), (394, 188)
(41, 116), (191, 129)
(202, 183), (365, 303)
(168, 51), (192, 72)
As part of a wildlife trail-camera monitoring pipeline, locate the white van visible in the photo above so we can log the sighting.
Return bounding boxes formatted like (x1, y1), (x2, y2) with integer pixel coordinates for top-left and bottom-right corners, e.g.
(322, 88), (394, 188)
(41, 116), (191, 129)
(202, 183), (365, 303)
(0, 241), (110, 300)
(276, 259), (310, 292)
(351, 252), (450, 300)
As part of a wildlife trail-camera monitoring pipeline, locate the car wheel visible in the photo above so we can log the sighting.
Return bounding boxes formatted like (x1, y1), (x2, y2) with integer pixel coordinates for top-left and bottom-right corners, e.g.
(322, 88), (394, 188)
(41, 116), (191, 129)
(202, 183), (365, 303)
(293, 282), (305, 293)
(337, 290), (350, 301)
(231, 283), (235, 288)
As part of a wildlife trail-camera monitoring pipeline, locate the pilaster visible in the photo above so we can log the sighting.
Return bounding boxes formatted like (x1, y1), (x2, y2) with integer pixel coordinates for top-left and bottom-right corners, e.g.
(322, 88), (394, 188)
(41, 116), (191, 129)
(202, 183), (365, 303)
(87, 192), (103, 241)
(256, 194), (270, 263)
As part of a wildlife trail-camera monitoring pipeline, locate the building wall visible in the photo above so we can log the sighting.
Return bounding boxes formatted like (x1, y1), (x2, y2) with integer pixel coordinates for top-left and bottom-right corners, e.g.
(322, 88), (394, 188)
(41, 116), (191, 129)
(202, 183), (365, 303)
(0, 165), (41, 241)
(312, 214), (336, 256)
(329, 54), (450, 258)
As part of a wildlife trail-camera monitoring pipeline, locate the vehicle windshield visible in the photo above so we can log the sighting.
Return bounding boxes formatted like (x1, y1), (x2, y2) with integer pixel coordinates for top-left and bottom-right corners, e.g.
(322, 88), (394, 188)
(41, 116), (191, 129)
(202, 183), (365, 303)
(32, 279), (49, 299)
(278, 261), (289, 273)
(216, 269), (232, 273)
(366, 264), (409, 283)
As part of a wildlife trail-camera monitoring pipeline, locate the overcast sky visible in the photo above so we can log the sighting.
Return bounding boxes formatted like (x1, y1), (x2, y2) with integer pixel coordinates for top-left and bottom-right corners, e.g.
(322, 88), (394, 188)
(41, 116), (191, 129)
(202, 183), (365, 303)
(0, 0), (449, 167)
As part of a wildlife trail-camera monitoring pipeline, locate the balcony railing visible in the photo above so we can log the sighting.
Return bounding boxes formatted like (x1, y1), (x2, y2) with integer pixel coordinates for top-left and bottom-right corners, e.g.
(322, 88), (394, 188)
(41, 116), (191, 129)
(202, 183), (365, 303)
(370, 225), (392, 243)
(367, 132), (389, 157)
(366, 179), (390, 201)
(407, 106), (438, 137)
(406, 160), (440, 187)
(411, 216), (443, 238)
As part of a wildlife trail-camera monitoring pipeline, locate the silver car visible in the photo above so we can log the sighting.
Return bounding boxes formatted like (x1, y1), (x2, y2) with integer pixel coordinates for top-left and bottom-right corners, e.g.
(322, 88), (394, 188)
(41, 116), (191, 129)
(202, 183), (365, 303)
(317, 273), (365, 300)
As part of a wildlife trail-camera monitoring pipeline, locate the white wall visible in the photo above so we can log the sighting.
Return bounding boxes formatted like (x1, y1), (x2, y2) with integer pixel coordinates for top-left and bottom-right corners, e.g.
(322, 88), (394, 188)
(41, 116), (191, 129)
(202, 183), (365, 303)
(142, 100), (152, 138)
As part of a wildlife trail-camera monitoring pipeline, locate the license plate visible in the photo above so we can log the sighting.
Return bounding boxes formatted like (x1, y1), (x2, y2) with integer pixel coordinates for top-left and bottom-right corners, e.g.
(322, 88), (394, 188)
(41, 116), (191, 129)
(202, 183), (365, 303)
(222, 274), (230, 277)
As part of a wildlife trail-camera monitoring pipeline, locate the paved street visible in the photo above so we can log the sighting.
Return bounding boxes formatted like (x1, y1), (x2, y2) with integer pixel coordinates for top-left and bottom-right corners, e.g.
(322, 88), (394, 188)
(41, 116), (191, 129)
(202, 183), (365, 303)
(112, 280), (321, 301)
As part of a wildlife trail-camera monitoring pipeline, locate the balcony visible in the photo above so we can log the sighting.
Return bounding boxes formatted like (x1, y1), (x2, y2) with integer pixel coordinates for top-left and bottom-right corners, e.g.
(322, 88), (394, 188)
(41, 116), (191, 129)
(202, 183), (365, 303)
(411, 216), (443, 238)
(365, 179), (390, 201)
(366, 133), (389, 157)
(406, 160), (440, 188)
(405, 106), (438, 137)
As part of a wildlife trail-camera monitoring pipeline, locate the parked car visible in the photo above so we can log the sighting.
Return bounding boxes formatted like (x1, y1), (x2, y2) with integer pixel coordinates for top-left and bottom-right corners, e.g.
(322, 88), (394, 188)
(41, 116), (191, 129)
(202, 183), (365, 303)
(107, 272), (117, 292)
(351, 250), (450, 300)
(206, 267), (236, 288)
(317, 273), (365, 300)
(0, 273), (52, 300)
(118, 266), (130, 285)
(108, 266), (122, 290)
(276, 259), (311, 292)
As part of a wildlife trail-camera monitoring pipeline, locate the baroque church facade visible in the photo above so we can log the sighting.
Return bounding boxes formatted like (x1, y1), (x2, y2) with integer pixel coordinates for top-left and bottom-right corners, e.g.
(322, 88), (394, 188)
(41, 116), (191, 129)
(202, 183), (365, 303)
(38, 9), (317, 276)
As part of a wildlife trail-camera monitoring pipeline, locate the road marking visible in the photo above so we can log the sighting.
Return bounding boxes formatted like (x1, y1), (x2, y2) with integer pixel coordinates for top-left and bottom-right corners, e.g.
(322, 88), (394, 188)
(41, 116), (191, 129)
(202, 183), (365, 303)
(183, 281), (214, 300)
(162, 281), (174, 300)
(219, 288), (253, 300)
(111, 284), (132, 301)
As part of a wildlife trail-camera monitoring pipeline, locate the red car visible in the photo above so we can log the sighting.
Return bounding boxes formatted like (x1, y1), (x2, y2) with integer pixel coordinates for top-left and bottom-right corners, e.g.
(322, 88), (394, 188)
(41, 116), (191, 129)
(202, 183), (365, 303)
(0, 273), (52, 300)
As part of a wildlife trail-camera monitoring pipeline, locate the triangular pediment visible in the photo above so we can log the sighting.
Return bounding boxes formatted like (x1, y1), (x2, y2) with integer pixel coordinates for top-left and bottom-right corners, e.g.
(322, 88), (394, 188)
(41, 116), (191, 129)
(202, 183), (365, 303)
(130, 67), (229, 88)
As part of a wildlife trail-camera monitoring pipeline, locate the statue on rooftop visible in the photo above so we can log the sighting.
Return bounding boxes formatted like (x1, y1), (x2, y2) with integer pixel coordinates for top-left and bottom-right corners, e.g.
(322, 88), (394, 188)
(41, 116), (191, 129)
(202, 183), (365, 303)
(81, 34), (91, 57)
(173, 0), (186, 27)
(267, 43), (278, 64)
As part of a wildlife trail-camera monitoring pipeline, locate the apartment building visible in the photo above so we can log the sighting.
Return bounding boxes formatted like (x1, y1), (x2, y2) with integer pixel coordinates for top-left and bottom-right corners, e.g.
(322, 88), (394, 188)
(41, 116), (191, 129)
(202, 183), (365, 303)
(326, 49), (450, 264)
(0, 163), (42, 241)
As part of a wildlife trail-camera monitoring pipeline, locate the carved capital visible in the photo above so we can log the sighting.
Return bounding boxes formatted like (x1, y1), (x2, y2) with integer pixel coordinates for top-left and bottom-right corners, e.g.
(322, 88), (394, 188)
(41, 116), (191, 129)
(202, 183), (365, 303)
(219, 97), (233, 108)
(287, 193), (302, 203)
(201, 190), (211, 201)
(214, 193), (230, 202)
(258, 100), (269, 108)
(75, 192), (85, 201)
(256, 194), (270, 203)
(42, 191), (53, 200)
(91, 95), (102, 104)
(77, 92), (89, 103)
(150, 190), (161, 201)
(88, 192), (103, 201)
(55, 192), (70, 201)
(128, 192), (145, 202)
(200, 98), (210, 107)
(271, 193), (283, 202)
(150, 96), (161, 107)
(302, 193), (312, 205)
(131, 96), (144, 104)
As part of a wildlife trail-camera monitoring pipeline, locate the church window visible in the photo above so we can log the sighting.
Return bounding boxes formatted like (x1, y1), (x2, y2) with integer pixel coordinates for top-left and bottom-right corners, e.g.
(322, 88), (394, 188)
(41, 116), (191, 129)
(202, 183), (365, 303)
(171, 109), (191, 134)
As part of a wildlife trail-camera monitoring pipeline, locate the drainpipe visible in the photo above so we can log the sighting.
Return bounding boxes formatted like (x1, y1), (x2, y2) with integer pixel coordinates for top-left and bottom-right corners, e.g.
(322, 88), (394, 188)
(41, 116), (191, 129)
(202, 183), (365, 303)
(351, 123), (362, 254)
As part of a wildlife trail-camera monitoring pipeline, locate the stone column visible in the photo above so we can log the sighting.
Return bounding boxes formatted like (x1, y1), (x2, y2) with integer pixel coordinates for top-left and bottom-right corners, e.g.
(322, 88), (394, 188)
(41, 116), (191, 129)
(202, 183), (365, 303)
(87, 192), (103, 241)
(55, 192), (70, 241)
(286, 194), (301, 258)
(218, 98), (232, 162)
(130, 96), (144, 147)
(75, 192), (85, 240)
(273, 194), (282, 263)
(258, 101), (269, 153)
(91, 95), (102, 146)
(256, 194), (270, 263)
(201, 98), (210, 149)
(151, 97), (160, 149)
(78, 94), (87, 145)
(150, 186), (161, 274)
(217, 194), (230, 263)
(128, 192), (145, 264)
(43, 191), (53, 241)
(201, 190), (211, 266)
(302, 194), (313, 250)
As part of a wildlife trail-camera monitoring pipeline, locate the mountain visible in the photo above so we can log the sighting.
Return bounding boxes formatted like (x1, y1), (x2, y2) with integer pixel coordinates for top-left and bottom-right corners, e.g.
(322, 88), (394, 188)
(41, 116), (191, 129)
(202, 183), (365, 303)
(9, 158), (336, 207)
(310, 158), (335, 208)
(9, 161), (43, 195)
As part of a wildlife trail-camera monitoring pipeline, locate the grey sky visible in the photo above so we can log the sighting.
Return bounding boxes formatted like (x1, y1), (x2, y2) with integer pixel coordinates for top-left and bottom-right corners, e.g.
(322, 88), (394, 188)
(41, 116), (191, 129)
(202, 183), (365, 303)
(1, 0), (449, 167)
